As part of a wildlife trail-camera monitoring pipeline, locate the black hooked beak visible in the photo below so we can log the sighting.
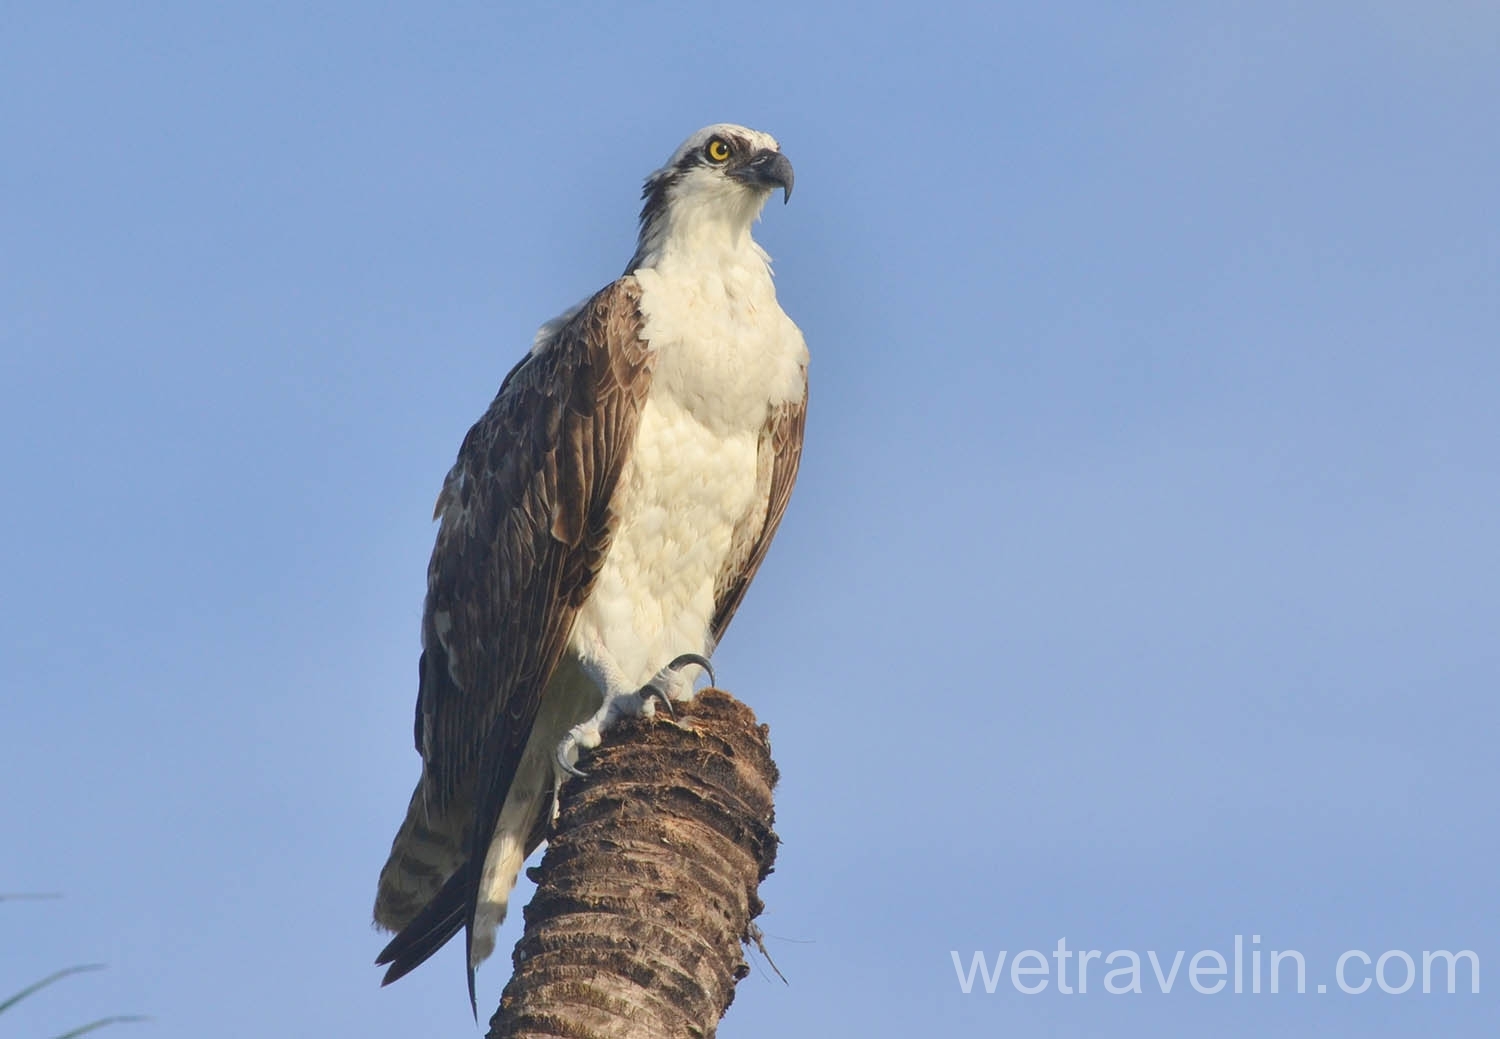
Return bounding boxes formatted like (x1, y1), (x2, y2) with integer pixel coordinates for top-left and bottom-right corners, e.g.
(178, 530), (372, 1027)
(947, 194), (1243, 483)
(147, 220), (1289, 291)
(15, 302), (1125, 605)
(731, 148), (795, 203)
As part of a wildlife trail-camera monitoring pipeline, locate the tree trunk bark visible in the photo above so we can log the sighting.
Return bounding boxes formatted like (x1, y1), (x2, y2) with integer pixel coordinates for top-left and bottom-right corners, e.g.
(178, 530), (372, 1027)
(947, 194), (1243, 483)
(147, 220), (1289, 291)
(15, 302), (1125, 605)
(486, 688), (780, 1039)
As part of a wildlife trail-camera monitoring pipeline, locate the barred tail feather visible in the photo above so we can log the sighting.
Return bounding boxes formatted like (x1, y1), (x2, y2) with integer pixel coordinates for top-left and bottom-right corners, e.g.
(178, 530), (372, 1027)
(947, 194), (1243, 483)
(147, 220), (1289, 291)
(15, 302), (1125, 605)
(373, 782), (466, 935)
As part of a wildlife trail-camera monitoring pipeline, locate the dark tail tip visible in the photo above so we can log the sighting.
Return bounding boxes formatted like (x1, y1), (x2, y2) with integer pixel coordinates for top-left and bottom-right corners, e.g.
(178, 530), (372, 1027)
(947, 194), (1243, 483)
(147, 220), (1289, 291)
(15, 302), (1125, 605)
(374, 867), (469, 986)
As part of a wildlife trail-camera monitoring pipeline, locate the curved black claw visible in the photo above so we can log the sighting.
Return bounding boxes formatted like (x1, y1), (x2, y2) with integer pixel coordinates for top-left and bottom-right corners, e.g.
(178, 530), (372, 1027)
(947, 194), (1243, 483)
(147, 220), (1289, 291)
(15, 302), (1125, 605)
(556, 735), (590, 779)
(666, 652), (716, 689)
(642, 684), (676, 719)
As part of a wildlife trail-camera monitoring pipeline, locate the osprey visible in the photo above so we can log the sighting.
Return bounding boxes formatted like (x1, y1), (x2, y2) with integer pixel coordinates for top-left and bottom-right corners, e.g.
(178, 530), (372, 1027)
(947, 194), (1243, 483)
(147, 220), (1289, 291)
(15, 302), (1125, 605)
(373, 124), (808, 1007)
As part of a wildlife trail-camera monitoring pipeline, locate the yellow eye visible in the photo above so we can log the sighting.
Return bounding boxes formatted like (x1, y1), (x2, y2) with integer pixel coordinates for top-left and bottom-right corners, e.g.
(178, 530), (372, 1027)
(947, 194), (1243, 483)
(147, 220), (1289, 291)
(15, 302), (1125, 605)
(705, 138), (732, 163)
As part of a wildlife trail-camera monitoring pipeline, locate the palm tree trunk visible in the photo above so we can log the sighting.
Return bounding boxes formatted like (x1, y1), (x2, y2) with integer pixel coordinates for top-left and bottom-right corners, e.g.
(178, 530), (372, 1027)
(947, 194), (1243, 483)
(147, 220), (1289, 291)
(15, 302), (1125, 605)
(486, 688), (781, 1039)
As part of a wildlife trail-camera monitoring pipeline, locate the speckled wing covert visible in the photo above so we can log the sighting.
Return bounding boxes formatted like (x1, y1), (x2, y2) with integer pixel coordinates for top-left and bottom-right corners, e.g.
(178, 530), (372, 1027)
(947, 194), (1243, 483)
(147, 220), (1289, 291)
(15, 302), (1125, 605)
(375, 277), (653, 999)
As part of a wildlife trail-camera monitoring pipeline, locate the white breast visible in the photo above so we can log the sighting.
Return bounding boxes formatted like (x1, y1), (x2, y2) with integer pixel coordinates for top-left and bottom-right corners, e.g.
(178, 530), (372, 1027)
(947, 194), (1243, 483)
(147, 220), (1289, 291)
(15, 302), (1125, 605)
(569, 397), (758, 685)
(566, 250), (806, 686)
(632, 254), (807, 429)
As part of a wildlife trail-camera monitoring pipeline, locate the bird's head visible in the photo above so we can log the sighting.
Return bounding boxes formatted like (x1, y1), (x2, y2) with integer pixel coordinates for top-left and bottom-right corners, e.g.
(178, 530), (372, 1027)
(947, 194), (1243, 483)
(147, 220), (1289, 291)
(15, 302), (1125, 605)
(632, 124), (794, 268)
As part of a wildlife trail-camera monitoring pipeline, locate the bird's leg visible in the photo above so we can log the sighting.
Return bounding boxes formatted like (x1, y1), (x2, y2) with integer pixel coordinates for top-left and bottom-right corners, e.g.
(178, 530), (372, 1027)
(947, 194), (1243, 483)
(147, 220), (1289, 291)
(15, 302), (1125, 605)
(554, 651), (715, 780)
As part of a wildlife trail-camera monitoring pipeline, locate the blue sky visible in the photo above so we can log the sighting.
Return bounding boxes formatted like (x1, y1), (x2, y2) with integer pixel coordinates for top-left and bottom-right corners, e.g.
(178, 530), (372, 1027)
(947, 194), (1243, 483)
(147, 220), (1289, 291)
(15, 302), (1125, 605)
(2, 2), (1496, 1036)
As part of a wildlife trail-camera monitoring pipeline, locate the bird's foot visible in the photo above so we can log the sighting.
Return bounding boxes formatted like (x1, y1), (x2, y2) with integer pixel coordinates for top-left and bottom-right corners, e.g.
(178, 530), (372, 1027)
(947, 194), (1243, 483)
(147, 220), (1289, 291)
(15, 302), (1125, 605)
(554, 653), (715, 779)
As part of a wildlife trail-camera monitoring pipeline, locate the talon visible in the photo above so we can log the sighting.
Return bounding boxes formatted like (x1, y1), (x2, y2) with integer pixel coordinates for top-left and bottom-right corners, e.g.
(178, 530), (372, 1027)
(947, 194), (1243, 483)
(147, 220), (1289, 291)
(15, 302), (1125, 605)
(642, 685), (676, 718)
(555, 736), (589, 779)
(666, 652), (716, 688)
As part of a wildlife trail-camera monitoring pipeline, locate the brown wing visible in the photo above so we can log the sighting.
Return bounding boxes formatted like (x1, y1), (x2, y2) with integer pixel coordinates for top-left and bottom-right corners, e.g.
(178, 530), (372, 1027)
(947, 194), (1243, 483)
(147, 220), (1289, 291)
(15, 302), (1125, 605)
(377, 277), (653, 996)
(710, 379), (808, 647)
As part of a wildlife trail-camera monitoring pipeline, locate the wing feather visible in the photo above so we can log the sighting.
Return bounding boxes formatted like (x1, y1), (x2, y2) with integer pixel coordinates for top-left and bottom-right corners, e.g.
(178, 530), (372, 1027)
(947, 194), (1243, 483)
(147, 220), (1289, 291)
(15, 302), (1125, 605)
(710, 378), (808, 645)
(377, 277), (652, 996)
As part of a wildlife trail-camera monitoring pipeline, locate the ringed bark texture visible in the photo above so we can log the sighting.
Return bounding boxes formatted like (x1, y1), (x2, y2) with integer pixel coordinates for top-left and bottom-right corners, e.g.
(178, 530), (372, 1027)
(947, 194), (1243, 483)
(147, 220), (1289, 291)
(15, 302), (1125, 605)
(487, 688), (780, 1039)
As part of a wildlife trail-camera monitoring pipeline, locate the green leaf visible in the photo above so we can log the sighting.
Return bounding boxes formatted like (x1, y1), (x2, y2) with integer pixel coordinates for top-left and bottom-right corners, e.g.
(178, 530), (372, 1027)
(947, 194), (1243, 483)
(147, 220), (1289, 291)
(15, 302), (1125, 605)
(51, 1014), (151, 1039)
(0, 964), (105, 1015)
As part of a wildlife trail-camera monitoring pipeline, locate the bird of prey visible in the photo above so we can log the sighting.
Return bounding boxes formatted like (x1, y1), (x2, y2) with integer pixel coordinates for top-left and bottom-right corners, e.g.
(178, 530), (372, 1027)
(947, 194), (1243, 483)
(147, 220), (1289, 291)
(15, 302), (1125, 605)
(373, 124), (808, 1008)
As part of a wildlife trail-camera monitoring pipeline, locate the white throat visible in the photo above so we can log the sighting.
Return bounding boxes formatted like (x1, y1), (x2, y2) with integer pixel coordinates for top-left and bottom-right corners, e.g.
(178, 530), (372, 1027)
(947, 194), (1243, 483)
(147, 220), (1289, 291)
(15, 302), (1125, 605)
(632, 179), (773, 276)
